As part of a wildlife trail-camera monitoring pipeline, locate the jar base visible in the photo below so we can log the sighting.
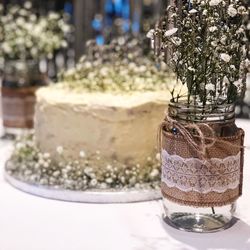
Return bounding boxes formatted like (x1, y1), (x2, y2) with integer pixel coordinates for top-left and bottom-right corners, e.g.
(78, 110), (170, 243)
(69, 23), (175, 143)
(163, 213), (235, 233)
(163, 198), (236, 233)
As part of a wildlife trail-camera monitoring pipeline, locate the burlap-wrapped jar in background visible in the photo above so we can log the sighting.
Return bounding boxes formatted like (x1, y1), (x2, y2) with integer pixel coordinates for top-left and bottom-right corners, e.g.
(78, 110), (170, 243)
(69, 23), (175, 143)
(1, 60), (47, 133)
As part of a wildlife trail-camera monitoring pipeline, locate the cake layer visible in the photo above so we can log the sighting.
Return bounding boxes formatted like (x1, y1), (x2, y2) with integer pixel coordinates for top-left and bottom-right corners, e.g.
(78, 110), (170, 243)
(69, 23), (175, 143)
(35, 86), (169, 168)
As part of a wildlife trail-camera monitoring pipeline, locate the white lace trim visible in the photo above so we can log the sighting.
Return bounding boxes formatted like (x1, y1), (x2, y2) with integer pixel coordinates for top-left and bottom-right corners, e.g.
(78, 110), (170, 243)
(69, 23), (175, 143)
(162, 149), (241, 194)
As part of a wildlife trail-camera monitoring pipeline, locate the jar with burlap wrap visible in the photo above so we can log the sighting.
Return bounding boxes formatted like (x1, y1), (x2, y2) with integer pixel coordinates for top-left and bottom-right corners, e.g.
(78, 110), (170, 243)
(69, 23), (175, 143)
(1, 60), (47, 132)
(160, 101), (244, 233)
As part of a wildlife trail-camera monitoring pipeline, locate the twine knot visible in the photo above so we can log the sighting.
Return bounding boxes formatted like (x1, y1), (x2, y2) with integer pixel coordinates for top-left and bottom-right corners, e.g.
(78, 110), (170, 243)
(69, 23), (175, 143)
(159, 114), (216, 158)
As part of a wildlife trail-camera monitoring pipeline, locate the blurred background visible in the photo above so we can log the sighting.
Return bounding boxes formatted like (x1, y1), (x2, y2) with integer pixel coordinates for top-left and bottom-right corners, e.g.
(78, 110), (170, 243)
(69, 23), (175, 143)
(1, 0), (167, 77)
(0, 0), (249, 131)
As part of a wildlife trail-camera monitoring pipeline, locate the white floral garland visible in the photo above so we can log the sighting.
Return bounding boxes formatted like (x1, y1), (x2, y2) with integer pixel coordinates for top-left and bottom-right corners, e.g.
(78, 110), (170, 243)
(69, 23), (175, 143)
(6, 134), (161, 190)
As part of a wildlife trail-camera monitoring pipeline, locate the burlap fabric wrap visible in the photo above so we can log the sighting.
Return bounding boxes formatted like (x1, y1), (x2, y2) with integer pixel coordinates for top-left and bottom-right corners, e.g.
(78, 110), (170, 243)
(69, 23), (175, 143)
(1, 87), (37, 129)
(161, 118), (245, 207)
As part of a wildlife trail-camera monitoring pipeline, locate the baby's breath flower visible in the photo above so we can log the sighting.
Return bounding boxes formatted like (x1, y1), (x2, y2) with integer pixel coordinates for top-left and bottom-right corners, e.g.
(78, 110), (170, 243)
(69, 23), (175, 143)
(164, 28), (178, 37)
(43, 153), (50, 159)
(209, 26), (217, 32)
(233, 79), (243, 88)
(90, 179), (97, 187)
(156, 153), (161, 161)
(211, 41), (217, 47)
(84, 167), (93, 175)
(100, 183), (108, 189)
(147, 156), (152, 162)
(189, 9), (198, 14)
(223, 76), (230, 85)
(205, 83), (215, 92)
(56, 146), (64, 155)
(202, 9), (208, 15)
(237, 6), (246, 15)
(236, 28), (244, 34)
(16, 142), (24, 150)
(220, 53), (231, 63)
(146, 29), (155, 39)
(106, 178), (113, 184)
(48, 12), (60, 19)
(227, 5), (238, 17)
(230, 65), (236, 71)
(2, 42), (12, 53)
(24, 1), (32, 9)
(149, 169), (160, 179)
(43, 162), (49, 168)
(188, 67), (195, 72)
(171, 37), (182, 46)
(106, 165), (113, 171)
(79, 150), (86, 158)
(209, 0), (221, 6)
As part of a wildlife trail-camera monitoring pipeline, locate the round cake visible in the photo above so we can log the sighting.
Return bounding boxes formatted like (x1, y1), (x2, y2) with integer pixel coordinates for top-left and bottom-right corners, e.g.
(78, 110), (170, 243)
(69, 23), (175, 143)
(6, 37), (174, 193)
(35, 86), (169, 169)
(6, 86), (170, 191)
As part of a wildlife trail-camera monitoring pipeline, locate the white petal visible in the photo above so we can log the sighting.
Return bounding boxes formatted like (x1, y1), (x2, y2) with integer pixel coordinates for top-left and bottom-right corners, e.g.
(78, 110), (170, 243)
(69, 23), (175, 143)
(189, 9), (198, 14)
(146, 29), (155, 39)
(164, 28), (178, 37)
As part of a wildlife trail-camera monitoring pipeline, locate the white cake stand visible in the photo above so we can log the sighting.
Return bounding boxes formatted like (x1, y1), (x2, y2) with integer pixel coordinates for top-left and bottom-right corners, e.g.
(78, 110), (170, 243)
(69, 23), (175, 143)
(4, 171), (161, 203)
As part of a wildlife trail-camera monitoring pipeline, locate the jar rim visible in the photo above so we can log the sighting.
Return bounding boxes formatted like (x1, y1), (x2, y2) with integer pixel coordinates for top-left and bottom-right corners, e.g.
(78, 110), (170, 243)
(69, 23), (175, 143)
(169, 100), (235, 110)
(168, 101), (235, 123)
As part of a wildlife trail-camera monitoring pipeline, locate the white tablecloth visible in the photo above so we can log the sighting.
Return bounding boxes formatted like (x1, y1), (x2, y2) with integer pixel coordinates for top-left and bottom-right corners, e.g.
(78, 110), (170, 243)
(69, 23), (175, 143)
(0, 120), (250, 250)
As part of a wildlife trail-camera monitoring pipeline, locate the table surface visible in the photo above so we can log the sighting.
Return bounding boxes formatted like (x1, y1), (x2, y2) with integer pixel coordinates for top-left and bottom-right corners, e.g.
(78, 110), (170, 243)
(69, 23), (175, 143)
(0, 120), (250, 250)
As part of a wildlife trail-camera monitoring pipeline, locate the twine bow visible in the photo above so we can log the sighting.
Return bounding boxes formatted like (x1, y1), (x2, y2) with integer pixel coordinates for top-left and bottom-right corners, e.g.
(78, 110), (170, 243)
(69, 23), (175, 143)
(159, 114), (217, 159)
(158, 112), (249, 161)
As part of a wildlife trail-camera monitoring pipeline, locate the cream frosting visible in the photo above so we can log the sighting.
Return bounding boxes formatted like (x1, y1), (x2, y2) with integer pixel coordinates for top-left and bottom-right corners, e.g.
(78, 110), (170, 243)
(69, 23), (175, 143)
(35, 86), (170, 169)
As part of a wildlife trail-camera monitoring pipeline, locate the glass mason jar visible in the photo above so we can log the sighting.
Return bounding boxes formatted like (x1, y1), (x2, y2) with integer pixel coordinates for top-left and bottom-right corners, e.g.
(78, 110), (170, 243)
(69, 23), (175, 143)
(161, 101), (244, 233)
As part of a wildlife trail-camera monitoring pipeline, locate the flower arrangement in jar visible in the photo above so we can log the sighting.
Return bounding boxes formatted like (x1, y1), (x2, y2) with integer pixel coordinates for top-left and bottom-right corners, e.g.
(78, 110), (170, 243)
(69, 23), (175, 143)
(149, 0), (249, 232)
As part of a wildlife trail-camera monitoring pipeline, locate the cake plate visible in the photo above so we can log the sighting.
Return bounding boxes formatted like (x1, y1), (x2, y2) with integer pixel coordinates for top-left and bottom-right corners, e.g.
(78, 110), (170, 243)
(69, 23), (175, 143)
(4, 171), (161, 203)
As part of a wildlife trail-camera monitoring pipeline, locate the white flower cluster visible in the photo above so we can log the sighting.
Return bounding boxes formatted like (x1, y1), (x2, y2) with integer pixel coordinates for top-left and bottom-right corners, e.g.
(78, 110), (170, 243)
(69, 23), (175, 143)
(150, 0), (249, 105)
(209, 0), (221, 7)
(59, 37), (174, 93)
(0, 1), (71, 60)
(6, 134), (161, 190)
